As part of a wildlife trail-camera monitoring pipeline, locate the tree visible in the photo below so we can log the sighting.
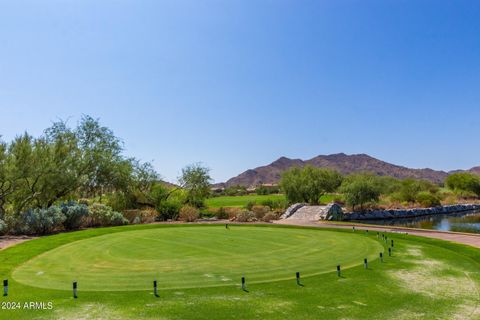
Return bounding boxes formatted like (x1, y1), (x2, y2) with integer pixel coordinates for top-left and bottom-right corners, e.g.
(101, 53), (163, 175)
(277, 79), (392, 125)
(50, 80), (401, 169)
(280, 166), (343, 205)
(445, 172), (480, 197)
(178, 163), (212, 208)
(340, 174), (381, 211)
(0, 115), (158, 216)
(395, 179), (439, 203)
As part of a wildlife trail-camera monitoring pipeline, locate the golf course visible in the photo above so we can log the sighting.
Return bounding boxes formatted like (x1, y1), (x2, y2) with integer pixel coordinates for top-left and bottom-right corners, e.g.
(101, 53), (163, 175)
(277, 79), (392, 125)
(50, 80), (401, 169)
(1, 224), (480, 319)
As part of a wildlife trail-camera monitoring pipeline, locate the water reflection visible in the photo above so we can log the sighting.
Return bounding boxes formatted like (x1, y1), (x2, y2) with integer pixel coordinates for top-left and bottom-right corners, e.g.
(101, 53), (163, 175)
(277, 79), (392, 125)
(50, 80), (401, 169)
(355, 210), (480, 233)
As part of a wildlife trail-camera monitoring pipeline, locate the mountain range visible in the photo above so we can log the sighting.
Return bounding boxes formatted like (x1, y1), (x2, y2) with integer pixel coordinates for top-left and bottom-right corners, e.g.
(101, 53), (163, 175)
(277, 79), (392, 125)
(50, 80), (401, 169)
(215, 153), (479, 188)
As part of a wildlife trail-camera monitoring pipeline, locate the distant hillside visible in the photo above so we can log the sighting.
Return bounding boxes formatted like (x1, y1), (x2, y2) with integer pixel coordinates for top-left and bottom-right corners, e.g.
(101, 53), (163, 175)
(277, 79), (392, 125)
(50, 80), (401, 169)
(219, 153), (467, 187)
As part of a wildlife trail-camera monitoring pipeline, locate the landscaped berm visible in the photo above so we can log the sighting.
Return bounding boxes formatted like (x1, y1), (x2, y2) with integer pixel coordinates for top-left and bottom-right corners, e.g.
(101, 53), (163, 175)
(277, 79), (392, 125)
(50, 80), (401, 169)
(1, 224), (480, 319)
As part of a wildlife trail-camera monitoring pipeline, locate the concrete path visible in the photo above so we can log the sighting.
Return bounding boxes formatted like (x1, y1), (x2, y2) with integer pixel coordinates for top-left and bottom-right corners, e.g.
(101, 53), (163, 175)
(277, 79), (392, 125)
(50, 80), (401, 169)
(275, 219), (480, 249)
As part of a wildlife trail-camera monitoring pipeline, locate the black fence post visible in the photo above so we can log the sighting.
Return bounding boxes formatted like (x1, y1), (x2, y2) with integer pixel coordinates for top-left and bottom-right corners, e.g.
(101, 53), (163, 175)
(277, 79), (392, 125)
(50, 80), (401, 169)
(3, 279), (8, 296)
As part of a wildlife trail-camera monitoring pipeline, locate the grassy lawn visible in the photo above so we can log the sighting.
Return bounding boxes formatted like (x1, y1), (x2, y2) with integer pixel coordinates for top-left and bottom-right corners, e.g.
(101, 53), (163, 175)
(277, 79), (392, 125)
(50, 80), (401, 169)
(1, 224), (479, 319)
(205, 194), (336, 208)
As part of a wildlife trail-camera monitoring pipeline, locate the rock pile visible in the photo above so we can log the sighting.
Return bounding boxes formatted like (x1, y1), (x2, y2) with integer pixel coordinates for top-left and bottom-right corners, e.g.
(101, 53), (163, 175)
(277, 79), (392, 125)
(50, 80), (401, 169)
(344, 204), (480, 221)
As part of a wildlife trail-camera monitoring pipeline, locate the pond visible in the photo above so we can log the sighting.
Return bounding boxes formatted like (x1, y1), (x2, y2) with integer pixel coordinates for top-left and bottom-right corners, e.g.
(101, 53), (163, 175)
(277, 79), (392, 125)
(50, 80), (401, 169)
(355, 210), (480, 234)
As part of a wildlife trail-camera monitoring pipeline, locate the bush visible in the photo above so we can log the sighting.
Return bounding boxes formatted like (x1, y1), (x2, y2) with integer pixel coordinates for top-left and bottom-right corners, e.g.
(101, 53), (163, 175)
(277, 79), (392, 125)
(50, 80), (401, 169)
(340, 174), (381, 211)
(215, 207), (229, 220)
(123, 209), (157, 224)
(224, 207), (242, 220)
(61, 201), (89, 230)
(88, 203), (128, 227)
(445, 172), (480, 197)
(179, 205), (199, 222)
(235, 210), (256, 222)
(251, 205), (270, 219)
(3, 213), (22, 234)
(416, 192), (441, 208)
(20, 206), (65, 235)
(0, 219), (7, 235)
(256, 185), (280, 195)
(156, 200), (182, 221)
(199, 210), (215, 219)
(262, 212), (279, 222)
(245, 201), (256, 211)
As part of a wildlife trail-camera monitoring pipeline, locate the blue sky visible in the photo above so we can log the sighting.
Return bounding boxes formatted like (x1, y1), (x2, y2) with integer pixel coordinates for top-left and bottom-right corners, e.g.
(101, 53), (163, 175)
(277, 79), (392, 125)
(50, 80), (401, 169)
(0, 1), (479, 183)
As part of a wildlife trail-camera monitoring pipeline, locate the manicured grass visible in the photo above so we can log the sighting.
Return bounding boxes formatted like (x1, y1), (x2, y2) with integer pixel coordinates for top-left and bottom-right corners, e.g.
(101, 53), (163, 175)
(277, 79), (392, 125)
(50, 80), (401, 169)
(12, 226), (382, 291)
(205, 194), (336, 208)
(1, 224), (480, 319)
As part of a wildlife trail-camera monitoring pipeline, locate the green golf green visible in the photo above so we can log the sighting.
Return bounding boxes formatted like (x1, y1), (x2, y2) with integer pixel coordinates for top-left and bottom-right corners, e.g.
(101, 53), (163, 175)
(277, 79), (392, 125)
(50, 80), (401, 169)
(12, 226), (382, 291)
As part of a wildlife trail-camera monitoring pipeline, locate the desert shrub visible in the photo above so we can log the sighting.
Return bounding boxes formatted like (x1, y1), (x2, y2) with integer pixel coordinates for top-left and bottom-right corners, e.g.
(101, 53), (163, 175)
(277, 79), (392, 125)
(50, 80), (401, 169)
(454, 190), (478, 200)
(179, 205), (199, 222)
(272, 199), (288, 209)
(245, 201), (256, 210)
(215, 207), (229, 219)
(156, 200), (182, 221)
(235, 210), (256, 222)
(416, 192), (441, 208)
(225, 185), (248, 196)
(251, 205), (270, 219)
(260, 199), (274, 208)
(88, 203), (128, 227)
(61, 201), (89, 230)
(225, 207), (243, 220)
(20, 206), (65, 235)
(262, 212), (279, 222)
(0, 219), (7, 235)
(256, 185), (280, 195)
(123, 209), (157, 224)
(104, 192), (134, 212)
(445, 172), (480, 197)
(78, 198), (92, 206)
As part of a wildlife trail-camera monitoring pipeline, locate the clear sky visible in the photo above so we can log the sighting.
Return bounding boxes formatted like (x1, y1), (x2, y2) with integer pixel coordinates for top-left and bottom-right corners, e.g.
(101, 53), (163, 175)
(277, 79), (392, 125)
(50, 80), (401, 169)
(0, 1), (479, 183)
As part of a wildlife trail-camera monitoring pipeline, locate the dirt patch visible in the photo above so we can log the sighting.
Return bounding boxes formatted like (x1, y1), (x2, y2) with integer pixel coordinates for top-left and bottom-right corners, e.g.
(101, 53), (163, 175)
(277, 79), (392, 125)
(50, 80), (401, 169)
(389, 246), (478, 300)
(0, 235), (35, 250)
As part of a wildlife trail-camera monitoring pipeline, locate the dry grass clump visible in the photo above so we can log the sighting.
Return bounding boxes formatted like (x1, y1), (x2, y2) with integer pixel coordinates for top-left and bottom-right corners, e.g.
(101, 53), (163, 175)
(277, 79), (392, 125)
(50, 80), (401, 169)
(179, 205), (200, 222)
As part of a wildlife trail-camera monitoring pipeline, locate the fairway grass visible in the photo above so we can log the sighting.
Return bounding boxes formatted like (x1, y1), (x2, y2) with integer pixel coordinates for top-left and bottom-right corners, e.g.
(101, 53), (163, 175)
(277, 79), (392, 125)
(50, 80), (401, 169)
(1, 224), (480, 319)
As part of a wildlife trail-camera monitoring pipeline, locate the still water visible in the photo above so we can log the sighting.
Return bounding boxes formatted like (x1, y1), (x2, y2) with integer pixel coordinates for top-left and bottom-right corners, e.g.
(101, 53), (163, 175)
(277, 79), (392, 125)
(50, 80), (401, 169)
(357, 210), (480, 234)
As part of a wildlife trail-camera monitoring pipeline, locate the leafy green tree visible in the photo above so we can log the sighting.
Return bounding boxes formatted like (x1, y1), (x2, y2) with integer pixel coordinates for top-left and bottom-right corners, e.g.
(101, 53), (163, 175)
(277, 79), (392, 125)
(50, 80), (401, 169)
(0, 116), (158, 216)
(416, 191), (441, 208)
(340, 174), (381, 211)
(445, 172), (480, 197)
(395, 179), (439, 203)
(178, 163), (212, 208)
(280, 166), (343, 205)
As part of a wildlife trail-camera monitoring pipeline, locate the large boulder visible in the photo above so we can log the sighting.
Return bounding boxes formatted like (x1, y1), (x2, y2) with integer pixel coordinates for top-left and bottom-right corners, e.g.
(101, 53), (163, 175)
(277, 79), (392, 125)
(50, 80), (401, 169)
(281, 203), (306, 219)
(324, 203), (344, 221)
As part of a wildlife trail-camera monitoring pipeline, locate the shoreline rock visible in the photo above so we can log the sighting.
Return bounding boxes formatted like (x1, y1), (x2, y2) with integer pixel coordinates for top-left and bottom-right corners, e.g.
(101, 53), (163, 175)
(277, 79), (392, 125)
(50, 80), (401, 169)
(343, 204), (480, 221)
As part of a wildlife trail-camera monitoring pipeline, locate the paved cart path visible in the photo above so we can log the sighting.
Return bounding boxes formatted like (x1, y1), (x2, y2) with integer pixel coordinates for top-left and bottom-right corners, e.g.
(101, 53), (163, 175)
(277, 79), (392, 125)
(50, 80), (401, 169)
(275, 219), (480, 249)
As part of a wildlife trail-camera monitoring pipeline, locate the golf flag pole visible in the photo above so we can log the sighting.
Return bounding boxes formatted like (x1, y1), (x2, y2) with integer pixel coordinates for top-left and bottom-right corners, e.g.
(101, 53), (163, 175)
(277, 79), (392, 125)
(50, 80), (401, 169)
(3, 279), (7, 296)
(154, 280), (158, 297)
(73, 281), (77, 299)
